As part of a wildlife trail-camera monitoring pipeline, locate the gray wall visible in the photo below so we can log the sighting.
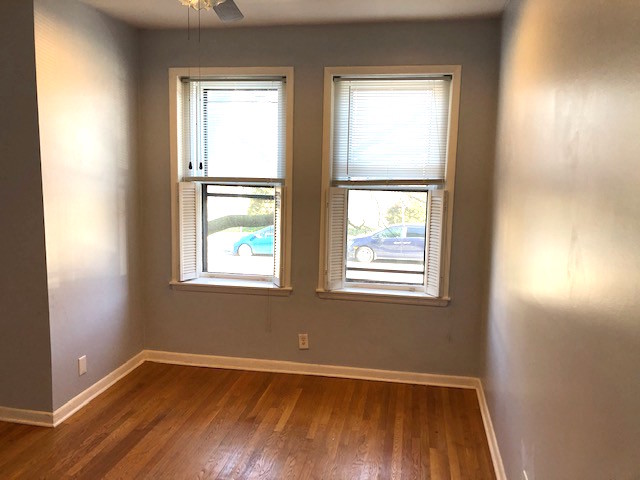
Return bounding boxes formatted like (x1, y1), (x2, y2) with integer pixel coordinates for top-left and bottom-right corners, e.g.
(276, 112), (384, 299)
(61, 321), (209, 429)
(34, 0), (143, 410)
(0, 0), (53, 412)
(484, 0), (640, 478)
(139, 20), (500, 376)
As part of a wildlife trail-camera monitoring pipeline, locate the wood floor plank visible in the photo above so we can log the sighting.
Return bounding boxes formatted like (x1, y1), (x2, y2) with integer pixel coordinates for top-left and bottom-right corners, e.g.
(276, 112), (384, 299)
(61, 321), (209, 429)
(0, 363), (496, 479)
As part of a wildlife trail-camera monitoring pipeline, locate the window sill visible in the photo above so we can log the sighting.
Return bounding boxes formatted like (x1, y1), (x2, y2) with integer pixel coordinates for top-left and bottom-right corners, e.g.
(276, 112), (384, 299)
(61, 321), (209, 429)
(170, 278), (292, 296)
(316, 287), (449, 306)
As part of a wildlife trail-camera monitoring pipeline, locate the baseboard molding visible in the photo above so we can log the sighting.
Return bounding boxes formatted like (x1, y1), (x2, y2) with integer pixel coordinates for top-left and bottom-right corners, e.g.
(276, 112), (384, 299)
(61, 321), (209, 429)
(52, 351), (147, 427)
(475, 380), (507, 480)
(144, 350), (479, 389)
(0, 406), (54, 427)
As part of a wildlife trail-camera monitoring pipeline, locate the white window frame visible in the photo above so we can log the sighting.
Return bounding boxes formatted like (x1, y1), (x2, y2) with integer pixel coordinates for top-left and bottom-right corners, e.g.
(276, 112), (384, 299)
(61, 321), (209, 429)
(168, 67), (294, 296)
(316, 66), (461, 306)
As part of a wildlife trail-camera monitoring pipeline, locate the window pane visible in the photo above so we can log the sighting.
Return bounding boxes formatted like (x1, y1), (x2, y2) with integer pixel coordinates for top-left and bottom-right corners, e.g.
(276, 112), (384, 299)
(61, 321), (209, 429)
(204, 185), (275, 276)
(407, 226), (425, 238)
(378, 226), (402, 238)
(346, 190), (427, 285)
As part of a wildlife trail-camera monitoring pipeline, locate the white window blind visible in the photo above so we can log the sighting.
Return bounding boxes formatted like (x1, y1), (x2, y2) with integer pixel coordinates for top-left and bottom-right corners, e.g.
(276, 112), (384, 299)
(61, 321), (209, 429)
(182, 78), (287, 180)
(332, 77), (451, 182)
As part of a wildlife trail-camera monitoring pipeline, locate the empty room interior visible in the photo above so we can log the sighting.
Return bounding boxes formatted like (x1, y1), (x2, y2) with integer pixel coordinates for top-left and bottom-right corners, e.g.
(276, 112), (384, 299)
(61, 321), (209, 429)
(1, 0), (638, 478)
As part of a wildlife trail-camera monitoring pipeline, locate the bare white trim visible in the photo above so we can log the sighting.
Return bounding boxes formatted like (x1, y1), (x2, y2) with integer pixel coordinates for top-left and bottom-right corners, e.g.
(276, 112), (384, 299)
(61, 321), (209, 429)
(169, 73), (181, 284)
(170, 280), (292, 296)
(51, 351), (147, 427)
(341, 282), (424, 293)
(475, 379), (507, 480)
(145, 350), (476, 389)
(169, 66), (295, 80)
(441, 67), (461, 298)
(317, 65), (461, 300)
(317, 66), (336, 289)
(0, 406), (54, 427)
(199, 272), (272, 282)
(183, 177), (285, 185)
(316, 288), (450, 306)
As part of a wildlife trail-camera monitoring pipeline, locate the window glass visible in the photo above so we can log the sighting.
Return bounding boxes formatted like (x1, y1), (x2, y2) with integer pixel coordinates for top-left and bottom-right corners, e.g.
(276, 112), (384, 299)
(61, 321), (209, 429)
(345, 190), (427, 286)
(204, 185), (275, 276)
(407, 226), (426, 238)
(378, 226), (403, 238)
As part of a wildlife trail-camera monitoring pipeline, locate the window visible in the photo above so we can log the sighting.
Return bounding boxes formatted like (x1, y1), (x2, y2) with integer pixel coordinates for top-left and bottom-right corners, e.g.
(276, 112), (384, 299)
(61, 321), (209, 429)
(318, 66), (461, 305)
(170, 68), (293, 294)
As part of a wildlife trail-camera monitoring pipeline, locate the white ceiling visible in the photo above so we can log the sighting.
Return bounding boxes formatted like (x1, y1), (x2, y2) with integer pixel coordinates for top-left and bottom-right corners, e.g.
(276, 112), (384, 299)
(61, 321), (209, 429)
(79, 0), (506, 29)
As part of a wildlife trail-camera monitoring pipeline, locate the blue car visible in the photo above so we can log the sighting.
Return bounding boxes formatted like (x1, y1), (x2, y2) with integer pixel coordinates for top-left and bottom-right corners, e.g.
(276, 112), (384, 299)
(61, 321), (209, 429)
(347, 224), (426, 263)
(232, 225), (274, 256)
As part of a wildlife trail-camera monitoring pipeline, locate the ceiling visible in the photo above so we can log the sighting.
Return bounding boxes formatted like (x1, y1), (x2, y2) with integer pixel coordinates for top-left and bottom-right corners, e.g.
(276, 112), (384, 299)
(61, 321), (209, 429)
(79, 0), (506, 29)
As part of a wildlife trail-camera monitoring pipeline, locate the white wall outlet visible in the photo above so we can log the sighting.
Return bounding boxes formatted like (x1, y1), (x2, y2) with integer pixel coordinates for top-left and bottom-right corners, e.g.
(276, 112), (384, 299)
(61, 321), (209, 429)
(78, 355), (87, 376)
(298, 333), (309, 350)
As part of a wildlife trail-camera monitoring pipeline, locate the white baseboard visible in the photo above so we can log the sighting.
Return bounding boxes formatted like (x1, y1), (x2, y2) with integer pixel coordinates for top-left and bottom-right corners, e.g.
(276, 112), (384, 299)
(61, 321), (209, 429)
(52, 351), (147, 427)
(0, 406), (54, 427)
(475, 380), (507, 480)
(144, 350), (479, 389)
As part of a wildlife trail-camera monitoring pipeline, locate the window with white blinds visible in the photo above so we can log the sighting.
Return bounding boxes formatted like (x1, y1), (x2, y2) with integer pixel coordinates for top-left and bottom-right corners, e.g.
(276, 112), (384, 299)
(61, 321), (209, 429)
(320, 68), (459, 302)
(171, 69), (293, 291)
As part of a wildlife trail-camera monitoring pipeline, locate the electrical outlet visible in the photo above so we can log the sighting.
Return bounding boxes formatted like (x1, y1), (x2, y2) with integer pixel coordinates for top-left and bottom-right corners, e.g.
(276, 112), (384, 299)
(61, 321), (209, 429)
(78, 355), (87, 376)
(298, 333), (309, 350)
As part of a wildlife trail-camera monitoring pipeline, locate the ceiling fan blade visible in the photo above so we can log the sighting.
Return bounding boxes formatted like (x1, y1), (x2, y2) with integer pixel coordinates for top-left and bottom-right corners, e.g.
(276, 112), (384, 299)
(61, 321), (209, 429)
(213, 0), (244, 22)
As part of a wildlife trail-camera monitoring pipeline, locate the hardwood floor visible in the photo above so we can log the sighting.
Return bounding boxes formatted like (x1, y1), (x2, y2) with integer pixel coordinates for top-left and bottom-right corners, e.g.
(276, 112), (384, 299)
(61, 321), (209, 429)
(0, 363), (496, 479)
